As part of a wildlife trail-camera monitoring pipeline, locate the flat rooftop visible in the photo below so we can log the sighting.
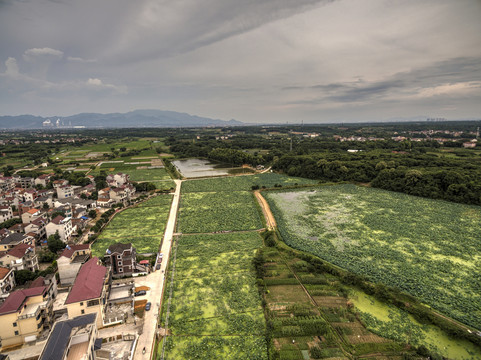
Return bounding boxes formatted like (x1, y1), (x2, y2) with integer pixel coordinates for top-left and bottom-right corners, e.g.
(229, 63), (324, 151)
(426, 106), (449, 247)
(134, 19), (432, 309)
(66, 341), (89, 360)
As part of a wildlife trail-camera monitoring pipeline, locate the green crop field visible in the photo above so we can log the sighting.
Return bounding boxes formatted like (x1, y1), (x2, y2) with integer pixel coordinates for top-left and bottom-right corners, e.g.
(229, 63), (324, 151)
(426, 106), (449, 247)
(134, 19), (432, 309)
(265, 184), (481, 329)
(177, 191), (263, 233)
(92, 194), (172, 255)
(181, 173), (317, 193)
(161, 232), (267, 360)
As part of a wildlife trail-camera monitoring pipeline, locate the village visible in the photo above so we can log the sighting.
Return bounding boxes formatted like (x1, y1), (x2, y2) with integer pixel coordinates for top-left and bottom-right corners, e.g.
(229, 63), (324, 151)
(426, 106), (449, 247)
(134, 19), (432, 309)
(0, 170), (164, 360)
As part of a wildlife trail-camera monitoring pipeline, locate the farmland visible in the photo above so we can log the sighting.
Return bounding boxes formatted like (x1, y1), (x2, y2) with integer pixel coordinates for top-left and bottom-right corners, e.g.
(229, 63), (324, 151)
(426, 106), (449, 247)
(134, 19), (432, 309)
(177, 191), (262, 233)
(260, 241), (411, 358)
(160, 232), (267, 359)
(176, 173), (316, 233)
(265, 184), (481, 329)
(92, 194), (173, 255)
(181, 172), (317, 192)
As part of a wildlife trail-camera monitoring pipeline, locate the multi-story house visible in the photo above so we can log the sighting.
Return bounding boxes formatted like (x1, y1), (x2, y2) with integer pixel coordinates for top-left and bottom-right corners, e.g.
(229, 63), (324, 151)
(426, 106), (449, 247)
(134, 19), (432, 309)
(24, 217), (48, 240)
(57, 244), (91, 286)
(0, 266), (15, 296)
(0, 233), (34, 252)
(109, 187), (127, 203)
(56, 185), (74, 199)
(46, 215), (73, 242)
(0, 177), (15, 192)
(34, 174), (53, 188)
(106, 173), (129, 187)
(0, 206), (13, 223)
(104, 243), (137, 278)
(52, 179), (69, 189)
(0, 243), (39, 272)
(65, 257), (111, 329)
(39, 313), (100, 360)
(21, 208), (43, 224)
(0, 284), (53, 349)
(16, 177), (35, 189)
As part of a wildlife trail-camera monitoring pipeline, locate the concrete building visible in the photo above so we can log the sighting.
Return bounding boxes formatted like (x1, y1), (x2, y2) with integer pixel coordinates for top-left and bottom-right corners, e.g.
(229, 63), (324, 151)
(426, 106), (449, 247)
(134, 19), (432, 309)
(57, 244), (91, 286)
(0, 285), (53, 349)
(39, 313), (100, 360)
(104, 243), (137, 278)
(0, 243), (39, 272)
(46, 215), (73, 242)
(21, 208), (43, 224)
(57, 185), (75, 200)
(65, 258), (111, 329)
(0, 233), (34, 252)
(0, 267), (15, 296)
(0, 206), (13, 223)
(24, 217), (48, 240)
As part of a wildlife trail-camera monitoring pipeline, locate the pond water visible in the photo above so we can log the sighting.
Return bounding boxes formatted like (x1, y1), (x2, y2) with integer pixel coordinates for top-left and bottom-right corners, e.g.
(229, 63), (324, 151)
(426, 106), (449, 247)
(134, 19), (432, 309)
(350, 289), (481, 359)
(172, 158), (254, 178)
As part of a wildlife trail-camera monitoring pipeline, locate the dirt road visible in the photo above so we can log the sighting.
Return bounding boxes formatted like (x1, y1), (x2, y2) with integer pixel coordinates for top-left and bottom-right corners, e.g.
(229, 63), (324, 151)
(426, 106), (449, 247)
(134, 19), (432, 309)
(254, 191), (276, 230)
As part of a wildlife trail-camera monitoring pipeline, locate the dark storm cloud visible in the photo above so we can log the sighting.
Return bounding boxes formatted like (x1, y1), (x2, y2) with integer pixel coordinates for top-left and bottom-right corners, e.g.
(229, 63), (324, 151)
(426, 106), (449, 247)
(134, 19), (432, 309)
(0, 0), (480, 121)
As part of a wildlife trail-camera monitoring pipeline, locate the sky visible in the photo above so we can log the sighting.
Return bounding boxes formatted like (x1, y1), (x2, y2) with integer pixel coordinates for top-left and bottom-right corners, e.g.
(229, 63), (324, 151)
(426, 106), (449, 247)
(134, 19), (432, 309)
(0, 0), (480, 123)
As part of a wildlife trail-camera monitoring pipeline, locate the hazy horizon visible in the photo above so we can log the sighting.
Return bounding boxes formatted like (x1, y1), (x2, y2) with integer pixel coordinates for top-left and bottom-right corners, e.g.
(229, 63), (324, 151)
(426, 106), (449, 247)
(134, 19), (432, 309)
(1, 0), (480, 123)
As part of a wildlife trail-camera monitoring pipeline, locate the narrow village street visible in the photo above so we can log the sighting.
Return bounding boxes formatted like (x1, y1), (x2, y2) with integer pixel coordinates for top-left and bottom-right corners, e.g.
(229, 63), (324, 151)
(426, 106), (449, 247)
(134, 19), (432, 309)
(134, 179), (182, 360)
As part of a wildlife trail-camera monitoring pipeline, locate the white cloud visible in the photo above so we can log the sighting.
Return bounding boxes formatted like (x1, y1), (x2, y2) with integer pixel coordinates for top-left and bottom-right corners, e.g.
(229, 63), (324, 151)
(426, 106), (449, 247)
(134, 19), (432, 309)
(86, 78), (127, 94)
(67, 56), (96, 63)
(23, 47), (64, 62)
(5, 57), (19, 77)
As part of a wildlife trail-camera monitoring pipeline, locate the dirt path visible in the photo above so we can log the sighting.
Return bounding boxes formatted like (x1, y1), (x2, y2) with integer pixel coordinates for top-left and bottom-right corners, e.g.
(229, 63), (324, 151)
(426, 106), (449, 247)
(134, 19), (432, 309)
(254, 191), (276, 230)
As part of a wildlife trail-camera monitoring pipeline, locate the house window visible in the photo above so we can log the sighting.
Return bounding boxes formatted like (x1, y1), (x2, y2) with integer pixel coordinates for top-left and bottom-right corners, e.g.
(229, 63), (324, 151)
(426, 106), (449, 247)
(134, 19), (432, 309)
(118, 261), (122, 266)
(119, 268), (123, 272)
(117, 255), (121, 259)
(81, 309), (85, 314)
(13, 322), (17, 327)
(14, 330), (19, 336)
(80, 302), (84, 306)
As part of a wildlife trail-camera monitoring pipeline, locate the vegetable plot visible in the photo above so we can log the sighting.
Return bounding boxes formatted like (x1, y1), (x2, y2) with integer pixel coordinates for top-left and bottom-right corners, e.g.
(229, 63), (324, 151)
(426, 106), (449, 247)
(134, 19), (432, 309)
(92, 194), (172, 255)
(177, 191), (262, 233)
(161, 232), (267, 359)
(266, 184), (481, 329)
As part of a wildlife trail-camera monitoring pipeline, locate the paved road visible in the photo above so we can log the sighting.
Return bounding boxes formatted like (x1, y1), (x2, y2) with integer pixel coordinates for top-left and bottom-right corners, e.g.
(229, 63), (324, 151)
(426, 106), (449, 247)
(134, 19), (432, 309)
(134, 179), (182, 360)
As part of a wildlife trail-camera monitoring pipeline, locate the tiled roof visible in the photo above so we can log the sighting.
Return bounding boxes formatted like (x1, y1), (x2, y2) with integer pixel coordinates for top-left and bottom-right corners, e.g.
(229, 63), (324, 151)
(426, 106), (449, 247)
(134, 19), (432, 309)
(106, 243), (133, 254)
(51, 215), (65, 225)
(0, 266), (11, 280)
(4, 243), (32, 259)
(0, 286), (46, 315)
(0, 233), (28, 245)
(29, 276), (45, 288)
(27, 208), (40, 214)
(60, 244), (90, 259)
(65, 257), (107, 304)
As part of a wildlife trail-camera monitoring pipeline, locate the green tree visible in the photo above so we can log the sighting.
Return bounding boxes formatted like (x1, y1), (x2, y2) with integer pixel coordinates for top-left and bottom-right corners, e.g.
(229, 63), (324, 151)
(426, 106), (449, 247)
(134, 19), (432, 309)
(15, 269), (36, 285)
(47, 232), (65, 253)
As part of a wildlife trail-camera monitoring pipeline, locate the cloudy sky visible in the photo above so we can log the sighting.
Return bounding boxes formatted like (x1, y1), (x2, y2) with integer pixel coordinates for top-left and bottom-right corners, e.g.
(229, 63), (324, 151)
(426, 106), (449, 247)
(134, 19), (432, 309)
(1, 0), (480, 123)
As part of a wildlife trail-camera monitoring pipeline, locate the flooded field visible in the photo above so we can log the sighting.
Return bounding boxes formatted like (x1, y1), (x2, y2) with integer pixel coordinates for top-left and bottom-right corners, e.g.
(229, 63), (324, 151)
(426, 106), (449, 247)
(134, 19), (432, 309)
(172, 158), (253, 178)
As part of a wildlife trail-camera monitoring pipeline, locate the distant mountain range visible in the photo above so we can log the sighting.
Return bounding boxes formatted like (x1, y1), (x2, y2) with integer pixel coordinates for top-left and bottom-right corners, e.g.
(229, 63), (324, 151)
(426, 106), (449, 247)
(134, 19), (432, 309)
(0, 110), (244, 129)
